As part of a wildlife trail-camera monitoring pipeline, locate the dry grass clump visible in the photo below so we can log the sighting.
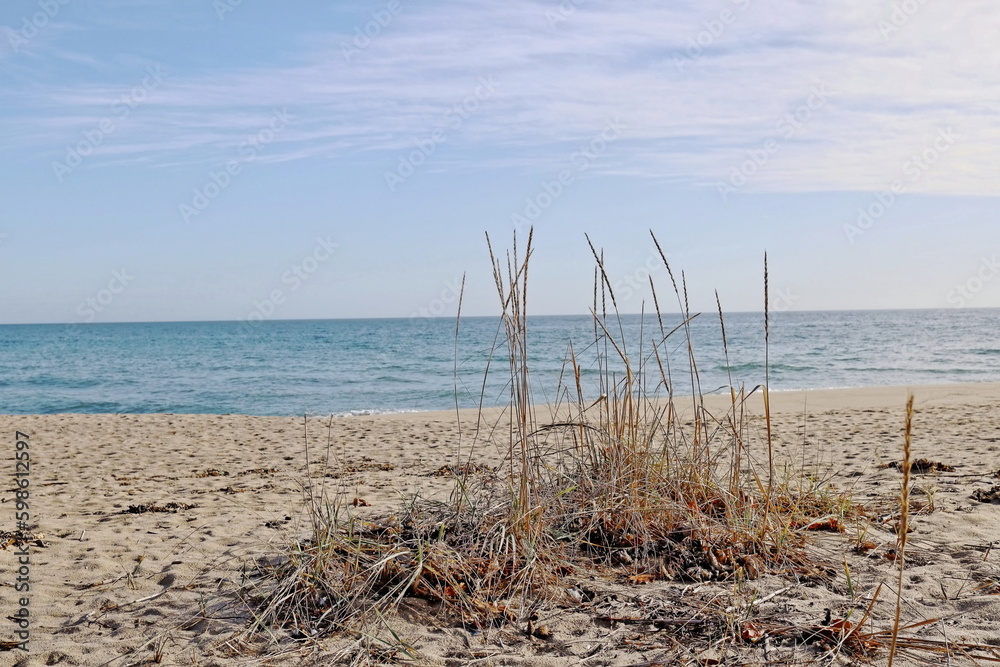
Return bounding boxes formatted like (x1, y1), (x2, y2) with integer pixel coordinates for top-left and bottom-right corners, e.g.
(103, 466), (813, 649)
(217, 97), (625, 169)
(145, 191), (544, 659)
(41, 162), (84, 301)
(239, 230), (861, 653)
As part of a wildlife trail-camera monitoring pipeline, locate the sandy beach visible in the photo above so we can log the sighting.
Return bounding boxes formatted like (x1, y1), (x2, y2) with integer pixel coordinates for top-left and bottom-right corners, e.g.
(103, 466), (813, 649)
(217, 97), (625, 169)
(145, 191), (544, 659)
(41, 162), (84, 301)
(3, 383), (1000, 666)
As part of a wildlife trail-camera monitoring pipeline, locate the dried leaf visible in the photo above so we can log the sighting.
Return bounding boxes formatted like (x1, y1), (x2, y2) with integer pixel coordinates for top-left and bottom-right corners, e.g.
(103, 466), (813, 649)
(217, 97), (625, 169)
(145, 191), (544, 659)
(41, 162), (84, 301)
(532, 624), (552, 639)
(802, 516), (844, 532)
(741, 622), (766, 642)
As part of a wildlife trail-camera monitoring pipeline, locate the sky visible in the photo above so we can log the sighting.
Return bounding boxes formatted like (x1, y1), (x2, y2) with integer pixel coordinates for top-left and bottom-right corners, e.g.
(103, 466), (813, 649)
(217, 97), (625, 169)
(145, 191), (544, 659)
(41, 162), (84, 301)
(1, 0), (998, 325)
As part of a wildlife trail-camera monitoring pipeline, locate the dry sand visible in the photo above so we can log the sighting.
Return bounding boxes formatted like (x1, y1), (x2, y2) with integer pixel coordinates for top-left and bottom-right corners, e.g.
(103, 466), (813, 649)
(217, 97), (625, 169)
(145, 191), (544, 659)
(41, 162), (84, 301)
(3, 383), (1000, 666)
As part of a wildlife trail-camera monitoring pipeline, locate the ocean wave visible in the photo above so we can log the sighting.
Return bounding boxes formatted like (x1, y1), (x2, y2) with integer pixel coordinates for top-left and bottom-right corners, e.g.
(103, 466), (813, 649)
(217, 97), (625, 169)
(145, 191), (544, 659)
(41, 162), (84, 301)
(716, 362), (818, 373)
(330, 408), (424, 418)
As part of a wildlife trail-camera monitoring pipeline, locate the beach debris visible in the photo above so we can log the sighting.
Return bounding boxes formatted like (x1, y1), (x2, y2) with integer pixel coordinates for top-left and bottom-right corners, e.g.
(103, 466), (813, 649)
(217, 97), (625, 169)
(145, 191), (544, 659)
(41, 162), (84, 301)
(122, 502), (195, 514)
(683, 566), (714, 582)
(219, 485), (245, 494)
(325, 459), (396, 478)
(760, 601), (1000, 664)
(612, 549), (633, 565)
(238, 467), (278, 476)
(740, 621), (766, 643)
(853, 540), (877, 553)
(195, 468), (229, 478)
(427, 462), (495, 478)
(798, 516), (846, 532)
(972, 578), (1000, 595)
(350, 497), (370, 507)
(881, 458), (955, 473)
(807, 614), (881, 655)
(972, 485), (1000, 503)
(596, 614), (712, 630)
(527, 620), (552, 639)
(0, 530), (47, 549)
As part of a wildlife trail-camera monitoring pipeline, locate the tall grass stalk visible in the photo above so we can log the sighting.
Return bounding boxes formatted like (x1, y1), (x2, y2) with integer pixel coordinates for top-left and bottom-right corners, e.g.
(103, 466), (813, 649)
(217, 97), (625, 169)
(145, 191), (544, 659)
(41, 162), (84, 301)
(888, 394), (915, 667)
(763, 252), (774, 501)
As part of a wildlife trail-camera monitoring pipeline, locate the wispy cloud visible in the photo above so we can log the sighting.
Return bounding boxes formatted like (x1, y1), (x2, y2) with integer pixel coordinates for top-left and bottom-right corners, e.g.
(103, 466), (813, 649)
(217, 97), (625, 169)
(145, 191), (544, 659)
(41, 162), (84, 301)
(4, 0), (999, 195)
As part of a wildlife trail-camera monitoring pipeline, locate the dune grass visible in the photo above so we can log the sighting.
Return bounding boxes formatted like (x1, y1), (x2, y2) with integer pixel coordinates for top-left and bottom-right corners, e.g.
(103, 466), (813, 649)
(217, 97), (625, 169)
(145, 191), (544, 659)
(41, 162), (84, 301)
(238, 230), (868, 661)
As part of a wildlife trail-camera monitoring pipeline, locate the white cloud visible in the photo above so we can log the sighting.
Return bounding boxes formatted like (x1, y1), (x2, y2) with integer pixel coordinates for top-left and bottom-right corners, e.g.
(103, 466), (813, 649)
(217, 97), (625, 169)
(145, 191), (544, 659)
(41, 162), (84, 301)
(4, 0), (1000, 195)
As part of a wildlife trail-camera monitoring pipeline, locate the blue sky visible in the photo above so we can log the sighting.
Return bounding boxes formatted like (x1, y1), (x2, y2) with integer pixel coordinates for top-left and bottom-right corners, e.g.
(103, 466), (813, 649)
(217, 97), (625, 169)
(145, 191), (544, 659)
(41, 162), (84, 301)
(1, 0), (998, 324)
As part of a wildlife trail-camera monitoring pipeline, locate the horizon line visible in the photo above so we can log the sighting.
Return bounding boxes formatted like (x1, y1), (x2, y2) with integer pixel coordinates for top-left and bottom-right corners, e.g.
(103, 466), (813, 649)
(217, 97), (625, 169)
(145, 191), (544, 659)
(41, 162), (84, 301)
(1, 305), (996, 327)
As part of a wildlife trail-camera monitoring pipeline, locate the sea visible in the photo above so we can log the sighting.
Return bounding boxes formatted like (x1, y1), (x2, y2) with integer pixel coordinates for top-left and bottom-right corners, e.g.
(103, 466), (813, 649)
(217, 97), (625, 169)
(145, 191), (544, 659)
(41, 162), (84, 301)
(1, 309), (998, 416)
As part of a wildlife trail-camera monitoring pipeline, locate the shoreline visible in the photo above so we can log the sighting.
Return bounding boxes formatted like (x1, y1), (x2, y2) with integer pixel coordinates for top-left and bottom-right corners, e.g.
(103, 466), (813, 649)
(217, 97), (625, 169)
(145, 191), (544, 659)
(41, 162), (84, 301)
(2, 381), (1000, 664)
(7, 381), (1000, 421)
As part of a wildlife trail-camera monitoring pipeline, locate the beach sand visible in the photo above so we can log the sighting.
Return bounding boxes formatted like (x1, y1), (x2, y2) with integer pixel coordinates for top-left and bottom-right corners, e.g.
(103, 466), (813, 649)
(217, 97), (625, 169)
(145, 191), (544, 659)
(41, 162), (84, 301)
(3, 383), (1000, 665)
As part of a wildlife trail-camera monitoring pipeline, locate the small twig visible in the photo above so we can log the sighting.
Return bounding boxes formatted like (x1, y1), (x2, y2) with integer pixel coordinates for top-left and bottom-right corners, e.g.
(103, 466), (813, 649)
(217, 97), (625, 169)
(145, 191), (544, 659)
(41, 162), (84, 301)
(465, 654), (518, 666)
(120, 587), (170, 608)
(596, 616), (708, 627)
(725, 585), (791, 614)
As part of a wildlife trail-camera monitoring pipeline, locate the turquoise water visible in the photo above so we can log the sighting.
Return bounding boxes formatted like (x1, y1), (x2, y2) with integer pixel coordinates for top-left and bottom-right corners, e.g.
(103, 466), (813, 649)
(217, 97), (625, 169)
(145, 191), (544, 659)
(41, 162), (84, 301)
(1, 309), (998, 415)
